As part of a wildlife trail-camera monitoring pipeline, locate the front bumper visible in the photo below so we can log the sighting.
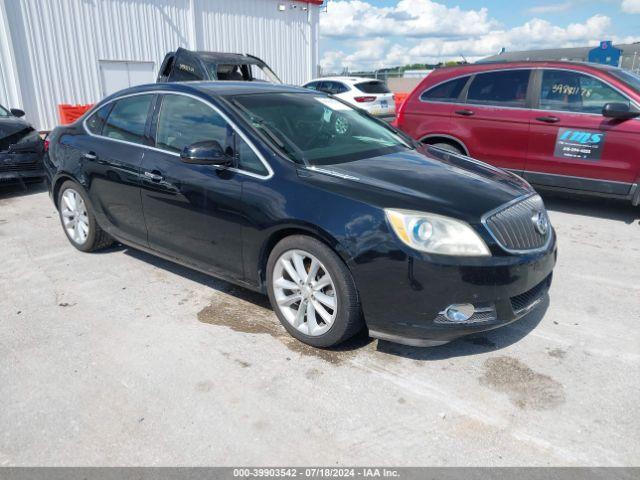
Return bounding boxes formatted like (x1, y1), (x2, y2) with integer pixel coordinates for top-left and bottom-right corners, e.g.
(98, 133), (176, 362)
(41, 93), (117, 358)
(0, 152), (44, 182)
(352, 236), (557, 346)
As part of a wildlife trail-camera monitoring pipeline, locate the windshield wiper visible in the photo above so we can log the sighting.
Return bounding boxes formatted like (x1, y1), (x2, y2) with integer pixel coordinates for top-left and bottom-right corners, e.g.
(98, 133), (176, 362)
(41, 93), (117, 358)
(230, 100), (307, 163)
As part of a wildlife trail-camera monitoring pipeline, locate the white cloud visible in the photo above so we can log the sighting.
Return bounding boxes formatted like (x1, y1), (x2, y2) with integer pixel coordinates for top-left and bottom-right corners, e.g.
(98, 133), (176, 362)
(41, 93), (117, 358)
(320, 1), (640, 72)
(621, 0), (640, 13)
(321, 0), (496, 39)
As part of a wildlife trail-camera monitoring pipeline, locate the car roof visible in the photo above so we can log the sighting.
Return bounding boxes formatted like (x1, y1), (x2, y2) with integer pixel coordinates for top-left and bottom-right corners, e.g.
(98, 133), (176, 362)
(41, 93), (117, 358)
(305, 77), (381, 85)
(438, 60), (623, 74)
(195, 51), (262, 65)
(106, 81), (312, 101)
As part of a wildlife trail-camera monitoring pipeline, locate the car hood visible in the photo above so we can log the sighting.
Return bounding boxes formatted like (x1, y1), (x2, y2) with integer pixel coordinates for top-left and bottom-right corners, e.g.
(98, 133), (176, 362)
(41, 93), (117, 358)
(0, 116), (39, 154)
(0, 117), (35, 151)
(310, 147), (533, 223)
(0, 116), (32, 139)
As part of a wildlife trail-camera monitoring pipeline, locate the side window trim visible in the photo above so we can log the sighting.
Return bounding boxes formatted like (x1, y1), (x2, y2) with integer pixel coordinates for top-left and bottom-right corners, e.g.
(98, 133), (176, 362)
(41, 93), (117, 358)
(83, 90), (273, 180)
(417, 67), (640, 114)
(459, 75), (473, 103)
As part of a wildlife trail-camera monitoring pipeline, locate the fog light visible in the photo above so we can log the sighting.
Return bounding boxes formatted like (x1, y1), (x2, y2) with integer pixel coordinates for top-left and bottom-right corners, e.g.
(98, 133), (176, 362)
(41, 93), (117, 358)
(443, 303), (475, 322)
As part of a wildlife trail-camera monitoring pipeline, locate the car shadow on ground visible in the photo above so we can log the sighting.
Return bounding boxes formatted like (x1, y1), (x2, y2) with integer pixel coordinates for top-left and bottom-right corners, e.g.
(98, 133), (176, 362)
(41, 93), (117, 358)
(540, 191), (639, 224)
(118, 245), (548, 358)
(120, 246), (374, 352)
(0, 179), (47, 201)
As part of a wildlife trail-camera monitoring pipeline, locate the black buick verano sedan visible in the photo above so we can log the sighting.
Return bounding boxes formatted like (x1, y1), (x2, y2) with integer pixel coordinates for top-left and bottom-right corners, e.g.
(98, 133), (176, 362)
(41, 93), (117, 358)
(44, 82), (556, 348)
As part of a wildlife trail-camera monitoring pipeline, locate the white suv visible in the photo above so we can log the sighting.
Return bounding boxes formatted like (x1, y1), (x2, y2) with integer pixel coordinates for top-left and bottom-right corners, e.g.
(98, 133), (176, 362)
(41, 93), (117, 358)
(302, 77), (396, 121)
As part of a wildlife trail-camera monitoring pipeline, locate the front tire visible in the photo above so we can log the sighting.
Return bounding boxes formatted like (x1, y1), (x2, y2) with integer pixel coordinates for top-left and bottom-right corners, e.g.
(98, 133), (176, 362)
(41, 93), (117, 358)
(266, 235), (363, 348)
(57, 180), (113, 252)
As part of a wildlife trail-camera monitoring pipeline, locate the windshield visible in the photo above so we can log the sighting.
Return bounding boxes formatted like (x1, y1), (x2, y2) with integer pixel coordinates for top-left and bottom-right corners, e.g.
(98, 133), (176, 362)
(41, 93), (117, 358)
(231, 93), (410, 166)
(608, 69), (640, 94)
(0, 104), (10, 117)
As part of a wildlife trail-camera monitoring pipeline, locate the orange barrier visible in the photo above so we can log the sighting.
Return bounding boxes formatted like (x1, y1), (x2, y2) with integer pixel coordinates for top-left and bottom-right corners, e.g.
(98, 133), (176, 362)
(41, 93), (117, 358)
(58, 104), (93, 125)
(394, 92), (410, 106)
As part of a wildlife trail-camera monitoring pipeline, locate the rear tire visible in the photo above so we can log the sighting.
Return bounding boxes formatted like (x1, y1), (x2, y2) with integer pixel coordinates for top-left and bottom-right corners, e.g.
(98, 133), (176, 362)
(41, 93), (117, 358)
(266, 235), (363, 348)
(57, 180), (113, 252)
(429, 142), (464, 154)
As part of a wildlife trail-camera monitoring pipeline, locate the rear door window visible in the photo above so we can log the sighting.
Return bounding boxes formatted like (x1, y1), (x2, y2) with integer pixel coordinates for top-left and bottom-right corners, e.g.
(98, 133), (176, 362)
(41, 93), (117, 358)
(539, 69), (630, 114)
(316, 81), (348, 94)
(467, 70), (531, 107)
(85, 104), (113, 135)
(355, 81), (390, 94)
(102, 94), (153, 144)
(420, 76), (468, 102)
(316, 82), (332, 94)
(155, 94), (231, 154)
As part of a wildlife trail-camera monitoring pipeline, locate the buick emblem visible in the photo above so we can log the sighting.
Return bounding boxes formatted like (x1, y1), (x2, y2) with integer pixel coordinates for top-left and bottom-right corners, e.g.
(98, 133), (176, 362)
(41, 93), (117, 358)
(532, 211), (549, 235)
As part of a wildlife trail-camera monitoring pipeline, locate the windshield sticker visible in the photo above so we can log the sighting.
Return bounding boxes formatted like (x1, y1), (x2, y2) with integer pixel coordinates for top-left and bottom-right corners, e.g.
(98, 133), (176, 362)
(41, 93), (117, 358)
(315, 97), (351, 111)
(554, 128), (605, 160)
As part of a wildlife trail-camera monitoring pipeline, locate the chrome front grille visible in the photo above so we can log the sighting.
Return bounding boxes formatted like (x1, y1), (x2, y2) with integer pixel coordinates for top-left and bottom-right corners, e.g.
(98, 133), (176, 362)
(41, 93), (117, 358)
(483, 195), (551, 252)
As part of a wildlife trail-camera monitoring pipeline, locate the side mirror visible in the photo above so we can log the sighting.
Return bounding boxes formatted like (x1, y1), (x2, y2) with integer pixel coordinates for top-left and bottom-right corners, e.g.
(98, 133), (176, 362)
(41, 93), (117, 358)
(10, 108), (25, 118)
(180, 140), (232, 166)
(602, 102), (640, 120)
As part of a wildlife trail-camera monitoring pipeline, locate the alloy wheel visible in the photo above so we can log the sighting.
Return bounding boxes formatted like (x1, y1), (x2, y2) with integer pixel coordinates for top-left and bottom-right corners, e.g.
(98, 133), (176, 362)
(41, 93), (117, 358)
(272, 249), (338, 336)
(61, 188), (89, 245)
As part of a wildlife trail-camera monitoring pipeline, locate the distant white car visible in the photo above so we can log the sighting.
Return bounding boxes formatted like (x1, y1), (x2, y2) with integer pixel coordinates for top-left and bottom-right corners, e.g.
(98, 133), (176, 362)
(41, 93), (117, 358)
(302, 77), (396, 120)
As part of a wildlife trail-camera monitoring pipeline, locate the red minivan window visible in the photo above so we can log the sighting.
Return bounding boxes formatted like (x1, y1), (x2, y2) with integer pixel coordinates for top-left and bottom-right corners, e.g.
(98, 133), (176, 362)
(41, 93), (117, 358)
(420, 77), (468, 102)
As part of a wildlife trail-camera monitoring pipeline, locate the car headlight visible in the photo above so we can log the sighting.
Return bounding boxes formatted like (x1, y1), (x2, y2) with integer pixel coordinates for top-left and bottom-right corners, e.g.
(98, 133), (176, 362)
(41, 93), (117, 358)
(385, 209), (490, 256)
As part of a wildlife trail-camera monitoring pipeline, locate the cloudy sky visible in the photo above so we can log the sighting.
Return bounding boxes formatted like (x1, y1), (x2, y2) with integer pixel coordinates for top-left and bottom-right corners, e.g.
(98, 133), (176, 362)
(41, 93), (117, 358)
(319, 0), (640, 71)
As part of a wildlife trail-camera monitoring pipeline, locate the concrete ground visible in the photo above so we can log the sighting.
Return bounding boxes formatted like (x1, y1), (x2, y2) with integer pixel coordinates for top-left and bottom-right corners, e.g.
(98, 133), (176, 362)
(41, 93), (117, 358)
(1, 182), (639, 466)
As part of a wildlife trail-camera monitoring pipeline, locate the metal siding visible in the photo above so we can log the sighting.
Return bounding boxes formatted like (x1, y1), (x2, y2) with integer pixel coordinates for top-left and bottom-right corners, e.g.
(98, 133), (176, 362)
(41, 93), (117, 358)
(0, 0), (23, 108)
(2, 0), (318, 130)
(195, 0), (317, 85)
(0, 0), (23, 112)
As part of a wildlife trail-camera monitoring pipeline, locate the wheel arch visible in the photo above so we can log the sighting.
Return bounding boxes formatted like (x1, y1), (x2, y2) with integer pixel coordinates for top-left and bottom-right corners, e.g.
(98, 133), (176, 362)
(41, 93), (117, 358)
(52, 173), (82, 209)
(419, 134), (469, 156)
(256, 223), (348, 292)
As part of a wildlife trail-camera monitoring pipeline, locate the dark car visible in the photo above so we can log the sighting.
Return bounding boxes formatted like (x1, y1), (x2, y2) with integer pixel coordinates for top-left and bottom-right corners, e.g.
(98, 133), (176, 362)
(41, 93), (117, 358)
(395, 61), (640, 206)
(44, 82), (556, 348)
(157, 47), (282, 84)
(0, 104), (44, 184)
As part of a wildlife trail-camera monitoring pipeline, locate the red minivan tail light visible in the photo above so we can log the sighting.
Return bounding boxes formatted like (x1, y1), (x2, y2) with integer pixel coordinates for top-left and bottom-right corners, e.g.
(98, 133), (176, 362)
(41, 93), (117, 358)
(354, 96), (376, 103)
(395, 94), (409, 126)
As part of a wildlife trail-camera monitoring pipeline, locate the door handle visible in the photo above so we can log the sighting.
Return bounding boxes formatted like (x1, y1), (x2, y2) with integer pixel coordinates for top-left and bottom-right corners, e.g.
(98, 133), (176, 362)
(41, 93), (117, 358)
(82, 151), (97, 160)
(144, 171), (163, 182)
(455, 109), (475, 116)
(536, 116), (560, 123)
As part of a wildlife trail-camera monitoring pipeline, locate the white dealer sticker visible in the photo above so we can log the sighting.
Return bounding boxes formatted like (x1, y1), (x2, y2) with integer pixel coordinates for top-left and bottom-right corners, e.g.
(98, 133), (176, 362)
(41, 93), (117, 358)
(315, 97), (351, 111)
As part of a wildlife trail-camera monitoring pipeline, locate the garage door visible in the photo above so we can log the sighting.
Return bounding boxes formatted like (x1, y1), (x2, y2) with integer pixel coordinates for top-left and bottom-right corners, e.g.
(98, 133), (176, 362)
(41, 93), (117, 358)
(99, 61), (155, 97)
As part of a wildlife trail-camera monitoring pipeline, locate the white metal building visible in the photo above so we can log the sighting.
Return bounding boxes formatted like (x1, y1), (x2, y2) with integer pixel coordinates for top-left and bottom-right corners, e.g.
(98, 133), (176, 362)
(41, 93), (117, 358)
(0, 0), (321, 130)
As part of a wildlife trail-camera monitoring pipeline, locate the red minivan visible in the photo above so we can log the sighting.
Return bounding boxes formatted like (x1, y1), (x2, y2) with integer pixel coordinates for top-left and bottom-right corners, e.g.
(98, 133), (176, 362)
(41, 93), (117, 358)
(396, 61), (640, 205)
